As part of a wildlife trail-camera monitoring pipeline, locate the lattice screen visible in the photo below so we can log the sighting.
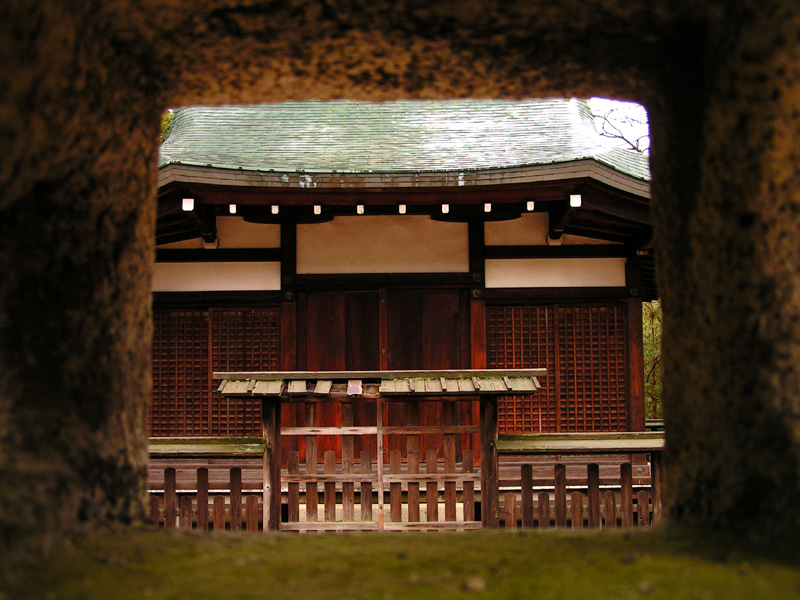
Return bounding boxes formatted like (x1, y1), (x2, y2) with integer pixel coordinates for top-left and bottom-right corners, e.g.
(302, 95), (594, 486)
(487, 303), (627, 433)
(150, 306), (280, 436)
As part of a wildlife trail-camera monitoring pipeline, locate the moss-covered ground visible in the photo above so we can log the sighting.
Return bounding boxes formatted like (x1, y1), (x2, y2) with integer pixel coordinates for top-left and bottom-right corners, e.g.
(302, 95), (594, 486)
(2, 526), (799, 600)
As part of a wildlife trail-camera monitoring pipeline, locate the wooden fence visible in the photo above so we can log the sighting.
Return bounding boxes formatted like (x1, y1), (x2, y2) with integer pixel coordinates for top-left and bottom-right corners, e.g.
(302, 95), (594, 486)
(148, 431), (664, 532)
(497, 432), (664, 529)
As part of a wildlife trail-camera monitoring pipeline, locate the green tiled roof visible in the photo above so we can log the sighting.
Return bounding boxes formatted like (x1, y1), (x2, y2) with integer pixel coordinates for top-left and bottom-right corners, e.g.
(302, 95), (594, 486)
(159, 98), (650, 181)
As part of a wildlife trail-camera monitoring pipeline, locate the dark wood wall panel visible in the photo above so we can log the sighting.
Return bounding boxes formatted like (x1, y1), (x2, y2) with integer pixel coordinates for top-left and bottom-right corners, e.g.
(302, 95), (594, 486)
(487, 302), (628, 433)
(210, 308), (280, 436)
(150, 306), (279, 437)
(487, 306), (558, 433)
(151, 310), (210, 436)
(557, 305), (627, 432)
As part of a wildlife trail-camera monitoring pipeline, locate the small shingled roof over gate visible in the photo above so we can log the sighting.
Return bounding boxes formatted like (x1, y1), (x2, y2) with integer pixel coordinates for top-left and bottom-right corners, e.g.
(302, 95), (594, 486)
(215, 369), (546, 399)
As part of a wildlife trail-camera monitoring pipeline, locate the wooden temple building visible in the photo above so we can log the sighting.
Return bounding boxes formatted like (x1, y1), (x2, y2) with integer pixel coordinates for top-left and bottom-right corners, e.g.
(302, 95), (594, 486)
(150, 98), (657, 530)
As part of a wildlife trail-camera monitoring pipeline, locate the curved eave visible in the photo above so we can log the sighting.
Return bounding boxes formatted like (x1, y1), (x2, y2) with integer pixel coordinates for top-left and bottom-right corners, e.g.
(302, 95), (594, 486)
(158, 157), (650, 200)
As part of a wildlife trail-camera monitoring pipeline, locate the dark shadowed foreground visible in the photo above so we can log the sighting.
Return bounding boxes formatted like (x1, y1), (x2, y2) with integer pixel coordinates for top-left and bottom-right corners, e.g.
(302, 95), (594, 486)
(3, 527), (799, 600)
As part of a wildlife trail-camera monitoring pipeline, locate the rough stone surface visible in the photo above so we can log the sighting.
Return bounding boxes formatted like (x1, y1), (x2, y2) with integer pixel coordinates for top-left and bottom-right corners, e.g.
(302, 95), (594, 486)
(1, 0), (800, 551)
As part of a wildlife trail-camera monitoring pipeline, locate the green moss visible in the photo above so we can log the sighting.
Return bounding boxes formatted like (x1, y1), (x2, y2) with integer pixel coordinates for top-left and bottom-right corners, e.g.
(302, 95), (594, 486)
(2, 526), (799, 600)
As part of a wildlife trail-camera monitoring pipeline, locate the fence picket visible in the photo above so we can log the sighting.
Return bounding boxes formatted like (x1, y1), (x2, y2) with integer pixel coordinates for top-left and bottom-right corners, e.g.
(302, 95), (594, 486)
(179, 495), (193, 529)
(230, 467), (242, 531)
(587, 463), (600, 528)
(571, 492), (584, 529)
(620, 462), (633, 527)
(287, 451), (300, 522)
(603, 490), (616, 528)
(521, 464), (534, 527)
(361, 450), (373, 522)
(324, 451), (336, 522)
(213, 496), (225, 531)
(554, 464), (567, 527)
(537, 492), (550, 529)
(197, 468), (209, 531)
(164, 468), (177, 529)
(246, 496), (259, 532)
(426, 449), (438, 523)
(462, 449), (475, 522)
(505, 492), (517, 529)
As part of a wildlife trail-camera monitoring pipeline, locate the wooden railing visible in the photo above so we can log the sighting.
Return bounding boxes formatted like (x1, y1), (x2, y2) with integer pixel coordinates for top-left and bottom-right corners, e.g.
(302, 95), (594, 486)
(496, 431), (665, 528)
(148, 437), (265, 531)
(148, 431), (665, 532)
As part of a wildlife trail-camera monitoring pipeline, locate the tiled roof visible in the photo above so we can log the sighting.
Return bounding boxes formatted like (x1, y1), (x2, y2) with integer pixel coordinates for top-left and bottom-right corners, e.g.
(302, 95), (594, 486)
(159, 98), (650, 181)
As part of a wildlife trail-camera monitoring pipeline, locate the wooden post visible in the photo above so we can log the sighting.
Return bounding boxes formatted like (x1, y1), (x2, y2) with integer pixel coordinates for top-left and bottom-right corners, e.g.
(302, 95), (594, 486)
(406, 402), (421, 523)
(554, 463), (567, 527)
(521, 464), (534, 528)
(480, 397), (499, 528)
(262, 398), (282, 531)
(164, 467), (177, 529)
(651, 451), (664, 524)
(587, 463), (601, 528)
(149, 495), (161, 527)
(287, 451), (300, 522)
(463, 449), (475, 522)
(324, 450), (336, 522)
(443, 402), (457, 522)
(230, 467), (242, 531)
(426, 449), (439, 523)
(361, 450), (373, 522)
(390, 450), (402, 523)
(197, 468), (209, 532)
(637, 491), (652, 526)
(621, 462), (634, 527)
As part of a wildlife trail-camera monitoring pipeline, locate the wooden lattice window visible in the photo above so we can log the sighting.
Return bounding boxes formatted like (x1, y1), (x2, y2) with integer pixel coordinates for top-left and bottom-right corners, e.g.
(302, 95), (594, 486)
(210, 308), (280, 436)
(150, 306), (280, 437)
(487, 303), (627, 433)
(150, 310), (210, 436)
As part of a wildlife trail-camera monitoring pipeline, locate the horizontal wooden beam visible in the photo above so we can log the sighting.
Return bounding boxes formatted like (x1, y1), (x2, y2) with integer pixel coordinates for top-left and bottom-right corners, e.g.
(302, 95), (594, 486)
(148, 437), (265, 458)
(496, 432), (664, 455)
(484, 245), (627, 260)
(214, 368), (547, 381)
(156, 248), (281, 263)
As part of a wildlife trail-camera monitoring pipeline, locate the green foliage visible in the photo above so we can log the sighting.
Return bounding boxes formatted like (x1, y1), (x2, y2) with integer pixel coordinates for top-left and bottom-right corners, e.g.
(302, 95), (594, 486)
(159, 110), (173, 144)
(642, 301), (662, 419)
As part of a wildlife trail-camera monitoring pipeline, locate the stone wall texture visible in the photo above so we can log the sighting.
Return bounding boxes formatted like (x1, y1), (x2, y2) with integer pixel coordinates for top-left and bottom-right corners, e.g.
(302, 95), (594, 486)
(1, 0), (799, 550)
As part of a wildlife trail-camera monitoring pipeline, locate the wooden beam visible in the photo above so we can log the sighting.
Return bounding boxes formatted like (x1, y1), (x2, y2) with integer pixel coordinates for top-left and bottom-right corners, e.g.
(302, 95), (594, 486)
(262, 399), (282, 531)
(213, 368), (547, 381)
(480, 397), (500, 528)
(280, 221), (297, 289)
(626, 298), (646, 431)
(484, 245), (627, 260)
(187, 205), (217, 244)
(548, 199), (578, 240)
(495, 431), (664, 454)
(156, 248), (281, 263)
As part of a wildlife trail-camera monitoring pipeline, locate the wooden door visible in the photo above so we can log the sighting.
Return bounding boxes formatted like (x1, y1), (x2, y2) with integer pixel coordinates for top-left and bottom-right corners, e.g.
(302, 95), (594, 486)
(295, 288), (471, 461)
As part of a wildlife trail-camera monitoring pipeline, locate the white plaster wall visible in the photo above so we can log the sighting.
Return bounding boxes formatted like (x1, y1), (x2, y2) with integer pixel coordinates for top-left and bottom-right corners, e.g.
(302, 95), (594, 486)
(152, 262), (281, 291)
(485, 258), (627, 288)
(485, 213), (549, 245)
(485, 213), (618, 246)
(297, 216), (469, 274)
(157, 218), (280, 249)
